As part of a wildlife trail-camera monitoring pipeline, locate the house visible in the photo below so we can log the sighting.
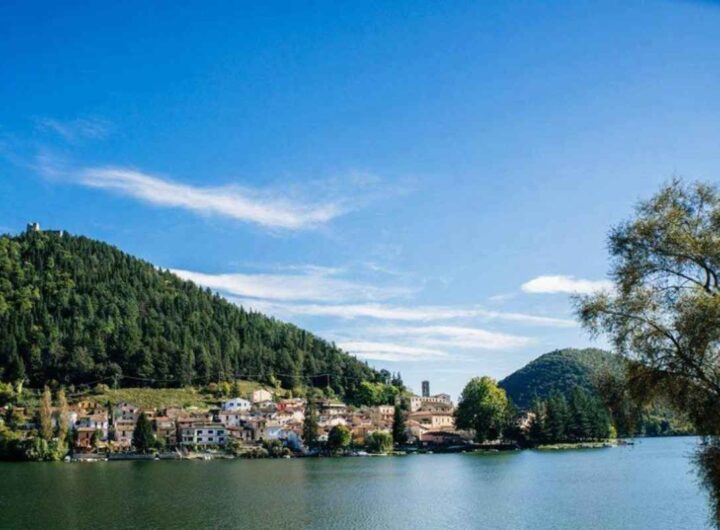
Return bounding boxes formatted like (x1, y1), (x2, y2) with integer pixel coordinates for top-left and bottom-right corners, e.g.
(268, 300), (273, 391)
(254, 400), (276, 413)
(409, 394), (453, 412)
(251, 388), (273, 403)
(176, 412), (211, 428)
(226, 425), (256, 443)
(153, 416), (177, 446)
(113, 402), (139, 422)
(406, 411), (455, 441)
(75, 427), (100, 450)
(317, 400), (347, 416)
(218, 410), (249, 428)
(74, 400), (98, 413)
(180, 424), (227, 447)
(264, 426), (302, 450)
(76, 412), (109, 439)
(112, 419), (136, 448)
(368, 405), (394, 428)
(222, 398), (251, 412)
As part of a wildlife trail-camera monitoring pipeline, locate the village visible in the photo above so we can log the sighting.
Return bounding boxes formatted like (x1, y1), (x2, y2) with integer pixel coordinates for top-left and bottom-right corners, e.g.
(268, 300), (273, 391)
(2, 380), (470, 460)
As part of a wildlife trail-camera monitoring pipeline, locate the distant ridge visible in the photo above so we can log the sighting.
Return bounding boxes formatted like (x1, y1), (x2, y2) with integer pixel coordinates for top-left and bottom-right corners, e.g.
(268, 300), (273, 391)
(498, 348), (624, 410)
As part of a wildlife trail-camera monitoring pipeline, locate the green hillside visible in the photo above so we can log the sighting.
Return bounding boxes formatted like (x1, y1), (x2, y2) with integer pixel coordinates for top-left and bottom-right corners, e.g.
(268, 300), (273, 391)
(0, 229), (385, 400)
(498, 348), (625, 410)
(499, 348), (694, 436)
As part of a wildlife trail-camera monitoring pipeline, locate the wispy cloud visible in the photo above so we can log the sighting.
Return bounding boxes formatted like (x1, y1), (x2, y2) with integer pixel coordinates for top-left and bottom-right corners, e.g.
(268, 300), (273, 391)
(521, 275), (612, 295)
(233, 299), (575, 327)
(172, 268), (413, 303)
(366, 325), (532, 350)
(36, 117), (112, 142)
(335, 324), (532, 362)
(79, 167), (343, 230)
(336, 341), (448, 362)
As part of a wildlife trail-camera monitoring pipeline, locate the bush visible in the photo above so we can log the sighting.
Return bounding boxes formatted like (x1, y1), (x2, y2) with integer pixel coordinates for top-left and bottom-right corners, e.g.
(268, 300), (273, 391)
(366, 431), (393, 454)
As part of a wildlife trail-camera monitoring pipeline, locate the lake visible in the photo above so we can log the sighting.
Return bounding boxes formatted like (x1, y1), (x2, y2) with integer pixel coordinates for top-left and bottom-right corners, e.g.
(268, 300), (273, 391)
(0, 437), (709, 529)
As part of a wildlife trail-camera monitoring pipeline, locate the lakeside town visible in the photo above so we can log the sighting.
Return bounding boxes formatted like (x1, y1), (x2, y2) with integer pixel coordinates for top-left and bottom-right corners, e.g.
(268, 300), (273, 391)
(0, 380), (478, 461)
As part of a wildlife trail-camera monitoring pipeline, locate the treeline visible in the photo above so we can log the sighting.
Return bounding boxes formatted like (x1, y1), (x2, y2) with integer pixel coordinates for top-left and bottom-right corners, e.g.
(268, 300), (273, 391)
(525, 389), (612, 445)
(0, 230), (390, 402)
(455, 377), (614, 447)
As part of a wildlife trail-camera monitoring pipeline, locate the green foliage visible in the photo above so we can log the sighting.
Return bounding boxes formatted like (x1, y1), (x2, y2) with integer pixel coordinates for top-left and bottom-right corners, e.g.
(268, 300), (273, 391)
(56, 388), (69, 442)
(0, 382), (15, 406)
(455, 376), (511, 443)
(132, 412), (154, 453)
(498, 348), (624, 411)
(0, 231), (382, 401)
(576, 180), (720, 435)
(22, 436), (67, 461)
(526, 389), (612, 446)
(355, 381), (400, 407)
(500, 348), (691, 437)
(262, 439), (292, 458)
(38, 386), (53, 441)
(327, 425), (351, 453)
(302, 401), (319, 448)
(392, 405), (407, 445)
(366, 431), (393, 454)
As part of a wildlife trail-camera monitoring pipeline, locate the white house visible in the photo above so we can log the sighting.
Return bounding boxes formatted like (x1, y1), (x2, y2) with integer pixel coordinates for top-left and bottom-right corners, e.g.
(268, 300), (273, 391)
(76, 412), (110, 439)
(222, 398), (251, 412)
(180, 424), (228, 447)
(264, 426), (302, 450)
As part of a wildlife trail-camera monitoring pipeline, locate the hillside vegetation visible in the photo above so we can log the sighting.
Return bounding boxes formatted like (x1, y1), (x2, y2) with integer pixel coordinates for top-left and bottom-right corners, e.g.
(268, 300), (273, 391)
(499, 348), (694, 436)
(0, 229), (385, 400)
(499, 348), (623, 410)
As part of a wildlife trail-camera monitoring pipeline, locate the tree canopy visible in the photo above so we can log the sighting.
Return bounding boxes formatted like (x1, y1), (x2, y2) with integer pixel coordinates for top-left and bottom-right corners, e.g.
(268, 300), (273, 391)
(0, 230), (385, 401)
(455, 376), (511, 442)
(327, 425), (351, 453)
(132, 412), (154, 453)
(576, 180), (720, 434)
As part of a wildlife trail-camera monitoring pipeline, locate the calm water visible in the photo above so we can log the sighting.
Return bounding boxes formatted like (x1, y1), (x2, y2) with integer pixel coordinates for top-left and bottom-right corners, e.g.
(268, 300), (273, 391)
(0, 437), (709, 529)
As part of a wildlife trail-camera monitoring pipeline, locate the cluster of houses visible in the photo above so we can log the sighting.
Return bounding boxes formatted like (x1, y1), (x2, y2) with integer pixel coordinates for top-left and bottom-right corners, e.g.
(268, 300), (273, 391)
(27, 384), (464, 453)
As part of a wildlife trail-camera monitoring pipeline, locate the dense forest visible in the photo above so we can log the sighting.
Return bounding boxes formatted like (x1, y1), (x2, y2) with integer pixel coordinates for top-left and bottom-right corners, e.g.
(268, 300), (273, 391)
(498, 348), (623, 410)
(499, 348), (693, 437)
(0, 229), (388, 400)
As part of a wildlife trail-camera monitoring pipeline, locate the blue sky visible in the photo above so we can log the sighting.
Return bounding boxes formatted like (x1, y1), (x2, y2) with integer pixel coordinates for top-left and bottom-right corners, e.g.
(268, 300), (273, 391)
(2, 0), (719, 398)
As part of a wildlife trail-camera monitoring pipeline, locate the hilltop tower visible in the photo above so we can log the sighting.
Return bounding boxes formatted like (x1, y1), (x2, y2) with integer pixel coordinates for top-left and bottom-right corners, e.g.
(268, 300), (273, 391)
(421, 380), (430, 397)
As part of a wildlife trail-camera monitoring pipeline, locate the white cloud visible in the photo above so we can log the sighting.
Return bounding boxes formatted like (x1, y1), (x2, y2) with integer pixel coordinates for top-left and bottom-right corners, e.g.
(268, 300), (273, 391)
(336, 341), (448, 362)
(232, 299), (575, 327)
(79, 167), (343, 229)
(334, 325), (532, 362)
(173, 268), (412, 303)
(521, 275), (612, 295)
(367, 325), (532, 350)
(37, 117), (112, 141)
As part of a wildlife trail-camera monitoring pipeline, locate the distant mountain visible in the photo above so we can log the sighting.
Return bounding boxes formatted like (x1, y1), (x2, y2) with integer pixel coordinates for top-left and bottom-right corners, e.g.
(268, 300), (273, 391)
(499, 348), (624, 410)
(0, 227), (384, 399)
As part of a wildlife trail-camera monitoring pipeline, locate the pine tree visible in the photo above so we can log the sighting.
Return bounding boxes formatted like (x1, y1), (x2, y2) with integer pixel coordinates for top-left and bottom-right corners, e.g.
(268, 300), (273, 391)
(568, 388), (592, 441)
(545, 393), (569, 443)
(302, 400), (319, 448)
(392, 405), (407, 445)
(527, 400), (546, 446)
(132, 412), (154, 453)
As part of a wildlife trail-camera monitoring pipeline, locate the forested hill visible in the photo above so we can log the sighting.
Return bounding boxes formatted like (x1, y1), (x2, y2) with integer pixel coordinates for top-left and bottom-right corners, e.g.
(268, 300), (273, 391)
(498, 348), (624, 410)
(0, 229), (384, 399)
